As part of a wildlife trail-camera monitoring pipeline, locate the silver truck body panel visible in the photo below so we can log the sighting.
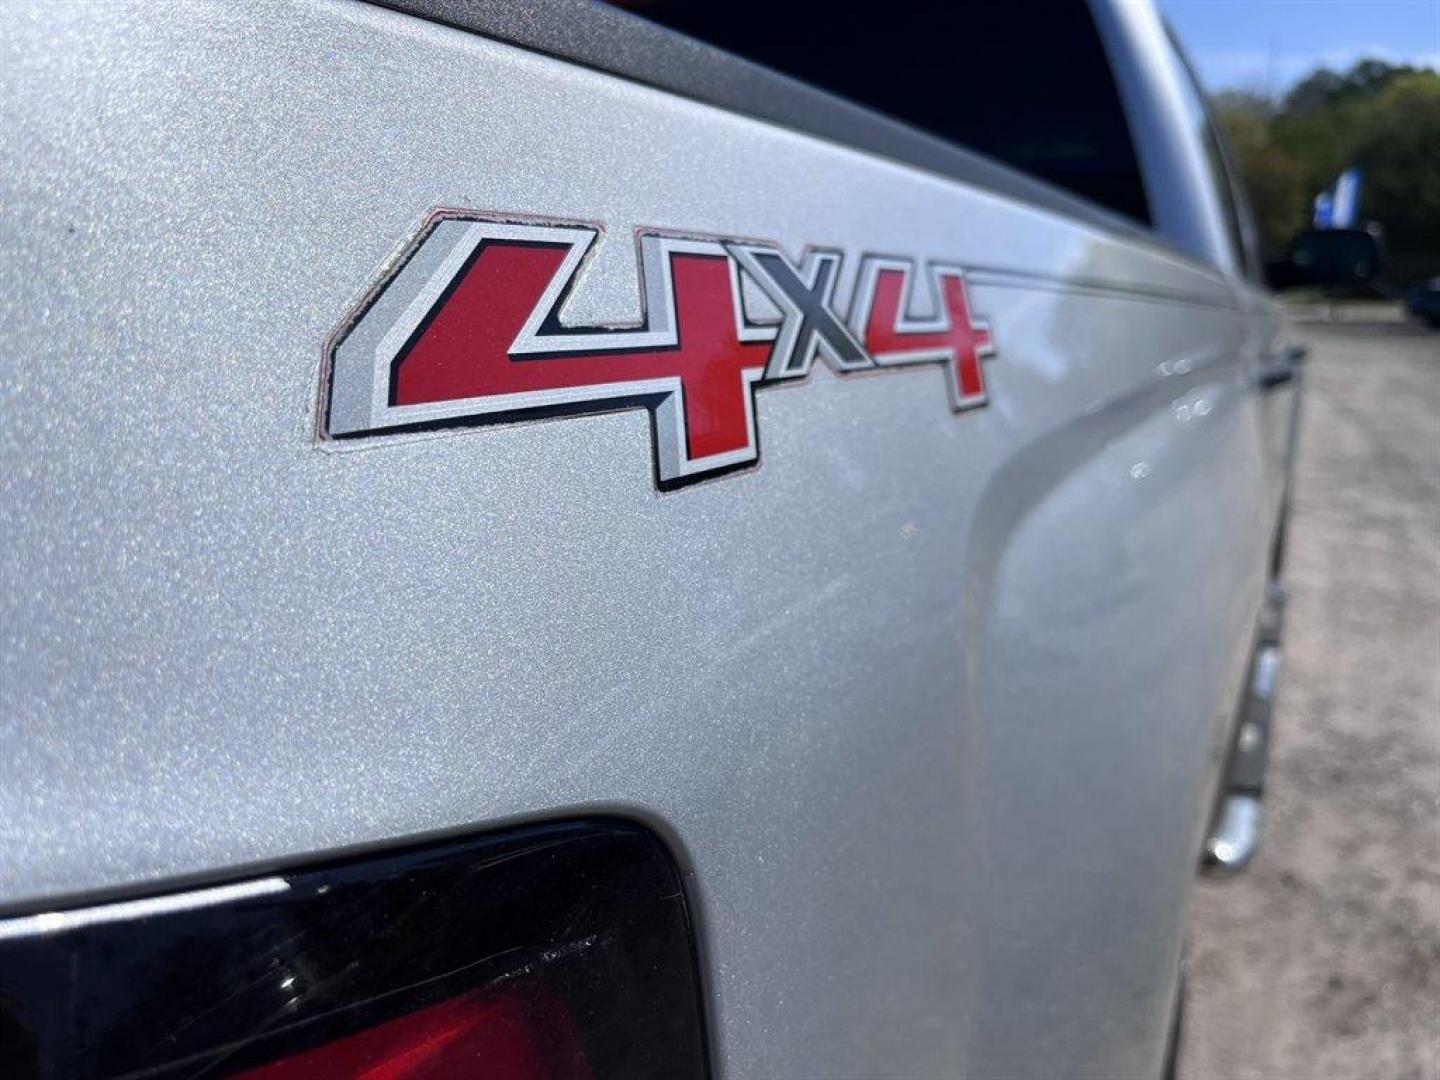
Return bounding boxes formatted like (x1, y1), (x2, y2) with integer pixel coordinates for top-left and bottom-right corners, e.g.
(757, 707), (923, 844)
(0, 1), (1285, 1075)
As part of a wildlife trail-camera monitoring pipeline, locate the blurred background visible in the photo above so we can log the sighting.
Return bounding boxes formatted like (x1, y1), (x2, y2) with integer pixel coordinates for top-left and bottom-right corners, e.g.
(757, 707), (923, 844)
(1162, 2), (1438, 1078)
(1167, 0), (1439, 296)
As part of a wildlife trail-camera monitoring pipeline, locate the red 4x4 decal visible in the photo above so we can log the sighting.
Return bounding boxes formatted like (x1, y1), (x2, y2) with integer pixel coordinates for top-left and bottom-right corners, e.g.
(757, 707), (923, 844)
(326, 212), (995, 489)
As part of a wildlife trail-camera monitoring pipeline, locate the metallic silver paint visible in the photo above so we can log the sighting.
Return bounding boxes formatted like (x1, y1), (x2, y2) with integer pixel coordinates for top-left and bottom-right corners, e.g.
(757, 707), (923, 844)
(0, 1), (1281, 1076)
(1091, 0), (1240, 270)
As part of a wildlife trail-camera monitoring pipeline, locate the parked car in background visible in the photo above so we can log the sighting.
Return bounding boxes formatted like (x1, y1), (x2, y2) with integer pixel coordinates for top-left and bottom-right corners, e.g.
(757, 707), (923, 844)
(1405, 276), (1440, 327)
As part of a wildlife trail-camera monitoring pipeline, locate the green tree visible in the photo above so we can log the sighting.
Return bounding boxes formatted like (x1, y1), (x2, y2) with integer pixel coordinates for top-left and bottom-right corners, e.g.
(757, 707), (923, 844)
(1218, 60), (1439, 284)
(1353, 74), (1440, 255)
(1215, 97), (1307, 259)
(1283, 60), (1425, 113)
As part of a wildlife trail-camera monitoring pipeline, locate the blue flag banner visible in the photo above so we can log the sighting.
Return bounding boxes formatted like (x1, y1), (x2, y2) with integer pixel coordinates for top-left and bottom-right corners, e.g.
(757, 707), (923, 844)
(1314, 168), (1363, 229)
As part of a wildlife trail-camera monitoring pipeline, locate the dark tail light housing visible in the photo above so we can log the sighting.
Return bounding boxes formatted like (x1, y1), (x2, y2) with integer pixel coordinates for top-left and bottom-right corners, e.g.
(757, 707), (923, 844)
(0, 818), (710, 1078)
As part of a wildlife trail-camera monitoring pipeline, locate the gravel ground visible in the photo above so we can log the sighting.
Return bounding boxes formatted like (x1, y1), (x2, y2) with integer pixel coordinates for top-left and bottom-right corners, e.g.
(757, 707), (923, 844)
(1182, 321), (1440, 1080)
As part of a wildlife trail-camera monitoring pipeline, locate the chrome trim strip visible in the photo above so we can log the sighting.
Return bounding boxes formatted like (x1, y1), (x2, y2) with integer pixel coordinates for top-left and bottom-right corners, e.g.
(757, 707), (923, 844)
(1203, 794), (1262, 875)
(0, 877), (290, 942)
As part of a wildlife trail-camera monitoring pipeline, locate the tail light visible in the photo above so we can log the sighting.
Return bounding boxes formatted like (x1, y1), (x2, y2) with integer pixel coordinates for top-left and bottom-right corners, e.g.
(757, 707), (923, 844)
(0, 818), (710, 1078)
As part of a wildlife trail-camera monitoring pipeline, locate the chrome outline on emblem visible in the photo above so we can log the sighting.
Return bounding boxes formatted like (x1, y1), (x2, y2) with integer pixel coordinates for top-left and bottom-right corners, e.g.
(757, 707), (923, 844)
(324, 210), (996, 490)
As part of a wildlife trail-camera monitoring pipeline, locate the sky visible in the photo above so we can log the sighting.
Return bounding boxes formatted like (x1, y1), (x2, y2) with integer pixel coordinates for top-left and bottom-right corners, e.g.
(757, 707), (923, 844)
(1160, 0), (1440, 96)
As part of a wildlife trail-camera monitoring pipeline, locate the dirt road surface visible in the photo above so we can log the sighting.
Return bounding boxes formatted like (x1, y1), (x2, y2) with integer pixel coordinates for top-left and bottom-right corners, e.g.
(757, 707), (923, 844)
(1182, 321), (1440, 1080)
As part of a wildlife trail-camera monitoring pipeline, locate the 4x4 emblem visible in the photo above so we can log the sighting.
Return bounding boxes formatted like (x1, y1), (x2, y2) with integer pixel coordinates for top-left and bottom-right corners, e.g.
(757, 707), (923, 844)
(325, 211), (995, 489)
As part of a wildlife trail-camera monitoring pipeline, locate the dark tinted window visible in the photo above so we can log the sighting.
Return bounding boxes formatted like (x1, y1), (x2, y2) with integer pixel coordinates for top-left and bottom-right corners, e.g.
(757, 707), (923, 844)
(616, 1), (1151, 225)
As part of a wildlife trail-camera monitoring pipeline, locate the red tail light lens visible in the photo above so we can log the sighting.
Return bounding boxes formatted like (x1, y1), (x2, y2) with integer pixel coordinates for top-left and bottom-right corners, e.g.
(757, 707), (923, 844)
(0, 819), (709, 1079)
(237, 985), (591, 1080)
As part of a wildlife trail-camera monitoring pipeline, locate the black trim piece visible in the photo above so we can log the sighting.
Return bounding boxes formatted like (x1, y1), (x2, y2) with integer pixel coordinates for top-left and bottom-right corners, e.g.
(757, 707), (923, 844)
(0, 818), (711, 1079)
(1257, 343), (1305, 390)
(368, 0), (1163, 247)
